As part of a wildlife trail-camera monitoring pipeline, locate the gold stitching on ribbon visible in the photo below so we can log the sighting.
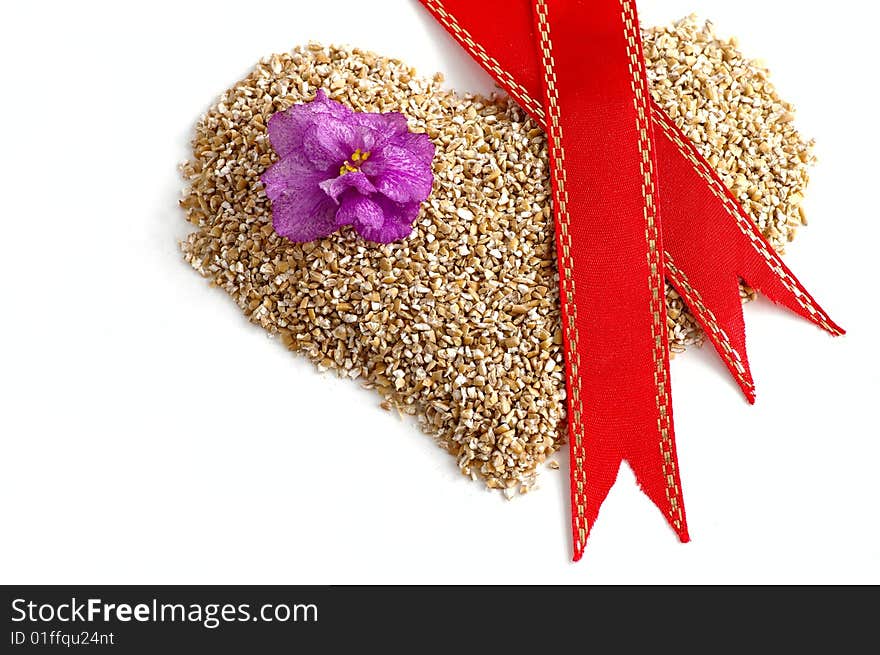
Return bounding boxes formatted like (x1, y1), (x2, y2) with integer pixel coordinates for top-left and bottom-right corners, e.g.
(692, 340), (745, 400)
(664, 253), (753, 394)
(428, 0), (836, 541)
(533, 0), (588, 554)
(653, 113), (840, 336)
(620, 0), (683, 530)
(424, 2), (835, 338)
(425, 0), (546, 121)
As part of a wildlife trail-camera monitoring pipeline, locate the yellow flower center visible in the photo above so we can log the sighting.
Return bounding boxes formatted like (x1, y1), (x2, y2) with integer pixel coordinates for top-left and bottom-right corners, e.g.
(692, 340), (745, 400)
(339, 148), (371, 176)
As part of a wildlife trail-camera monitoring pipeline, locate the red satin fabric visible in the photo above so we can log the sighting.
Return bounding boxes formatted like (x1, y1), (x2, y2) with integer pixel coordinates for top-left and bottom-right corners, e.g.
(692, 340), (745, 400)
(531, 0), (687, 557)
(419, 0), (843, 559)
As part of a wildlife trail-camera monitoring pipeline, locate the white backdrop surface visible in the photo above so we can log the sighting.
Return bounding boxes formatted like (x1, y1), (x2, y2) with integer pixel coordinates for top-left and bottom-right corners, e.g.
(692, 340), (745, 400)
(1, 0), (877, 583)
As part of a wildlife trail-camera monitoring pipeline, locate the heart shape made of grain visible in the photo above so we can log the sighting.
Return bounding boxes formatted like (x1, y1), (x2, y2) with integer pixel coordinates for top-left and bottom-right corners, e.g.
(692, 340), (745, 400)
(180, 19), (815, 494)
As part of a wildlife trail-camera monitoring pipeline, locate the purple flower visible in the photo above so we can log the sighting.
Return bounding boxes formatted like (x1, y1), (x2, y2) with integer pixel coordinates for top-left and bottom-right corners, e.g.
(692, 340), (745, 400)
(261, 89), (435, 244)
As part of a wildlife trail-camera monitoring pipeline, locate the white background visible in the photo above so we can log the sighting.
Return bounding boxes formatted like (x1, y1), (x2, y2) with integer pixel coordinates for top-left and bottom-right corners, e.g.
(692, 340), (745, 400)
(1, 0), (877, 584)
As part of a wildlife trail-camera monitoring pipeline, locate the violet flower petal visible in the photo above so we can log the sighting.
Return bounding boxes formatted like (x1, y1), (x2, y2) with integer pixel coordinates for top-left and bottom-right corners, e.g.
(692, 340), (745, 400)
(309, 89), (353, 120)
(302, 120), (356, 171)
(337, 193), (384, 230)
(368, 196), (422, 242)
(262, 88), (435, 244)
(319, 171), (377, 202)
(266, 110), (310, 160)
(266, 91), (349, 160)
(273, 195), (338, 242)
(363, 142), (435, 203)
(351, 112), (409, 150)
(261, 155), (319, 202)
(269, 170), (338, 242)
(337, 193), (421, 243)
(395, 131), (436, 166)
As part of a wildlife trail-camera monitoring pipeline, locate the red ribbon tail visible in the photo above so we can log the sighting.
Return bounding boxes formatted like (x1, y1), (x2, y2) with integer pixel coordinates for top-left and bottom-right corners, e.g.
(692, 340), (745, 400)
(655, 110), (843, 394)
(531, 0), (689, 559)
(419, 0), (843, 393)
(665, 252), (757, 404)
(655, 112), (843, 336)
(420, 0), (841, 560)
(572, 453), (691, 562)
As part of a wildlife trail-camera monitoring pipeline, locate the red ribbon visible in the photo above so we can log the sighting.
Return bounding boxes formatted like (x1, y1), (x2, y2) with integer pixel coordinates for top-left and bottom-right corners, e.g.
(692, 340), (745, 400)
(419, 0), (843, 560)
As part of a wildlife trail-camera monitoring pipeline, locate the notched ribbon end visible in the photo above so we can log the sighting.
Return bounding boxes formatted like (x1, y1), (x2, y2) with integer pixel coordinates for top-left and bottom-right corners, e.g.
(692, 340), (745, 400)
(675, 520), (691, 544)
(571, 521), (591, 563)
(660, 503), (691, 545)
(823, 317), (846, 338)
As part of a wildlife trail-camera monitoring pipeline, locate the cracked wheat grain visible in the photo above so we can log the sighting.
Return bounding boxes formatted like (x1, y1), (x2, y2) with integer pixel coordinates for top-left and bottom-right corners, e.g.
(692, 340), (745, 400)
(180, 17), (815, 494)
